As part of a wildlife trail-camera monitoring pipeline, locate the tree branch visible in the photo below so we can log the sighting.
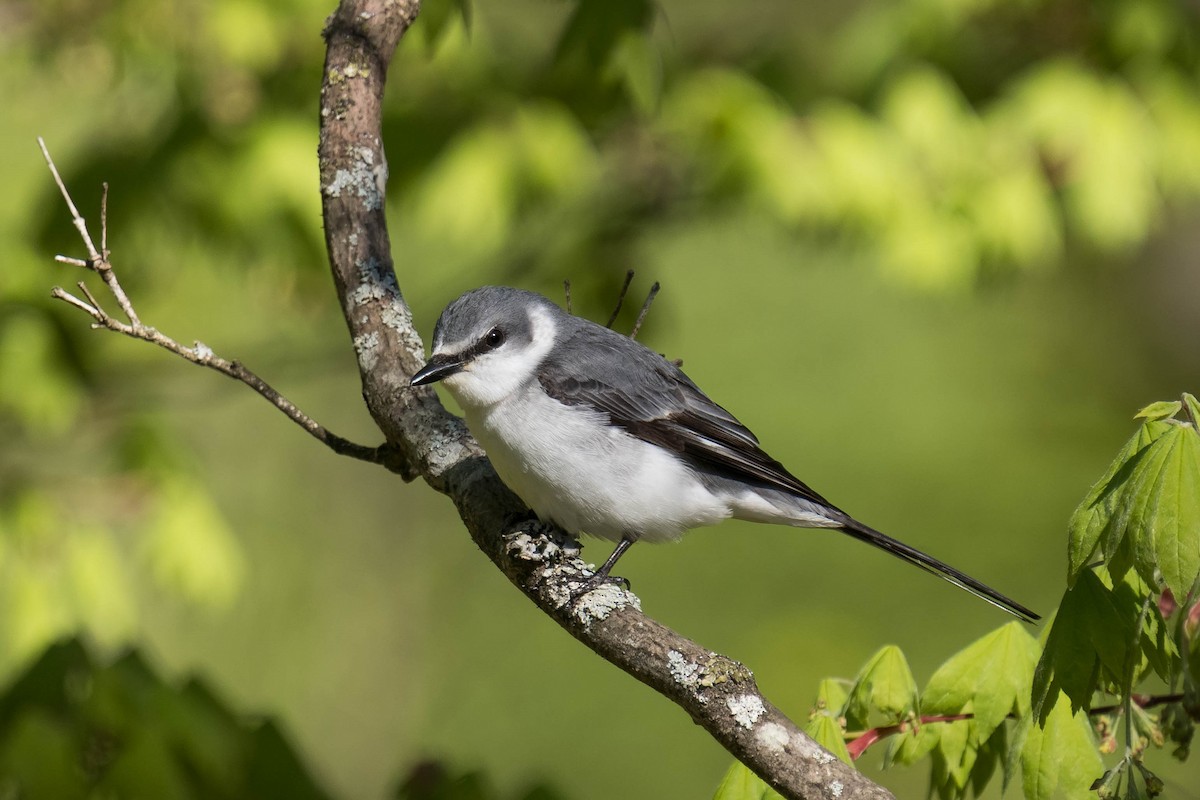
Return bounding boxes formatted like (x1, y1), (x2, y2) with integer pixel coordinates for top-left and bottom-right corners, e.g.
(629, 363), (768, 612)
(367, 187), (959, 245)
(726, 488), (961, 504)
(37, 139), (407, 476)
(315, 2), (892, 798)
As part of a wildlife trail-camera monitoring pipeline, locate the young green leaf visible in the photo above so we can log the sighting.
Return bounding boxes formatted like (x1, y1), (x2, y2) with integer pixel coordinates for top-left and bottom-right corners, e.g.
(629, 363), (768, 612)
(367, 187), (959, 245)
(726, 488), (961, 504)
(711, 761), (784, 800)
(1032, 575), (1115, 722)
(811, 677), (849, 717)
(1019, 692), (1104, 800)
(1068, 420), (1172, 584)
(934, 716), (974, 789)
(922, 622), (1040, 744)
(887, 722), (939, 766)
(844, 646), (919, 728)
(1127, 424), (1200, 598)
(1181, 393), (1200, 426)
(804, 714), (853, 765)
(1134, 401), (1182, 421)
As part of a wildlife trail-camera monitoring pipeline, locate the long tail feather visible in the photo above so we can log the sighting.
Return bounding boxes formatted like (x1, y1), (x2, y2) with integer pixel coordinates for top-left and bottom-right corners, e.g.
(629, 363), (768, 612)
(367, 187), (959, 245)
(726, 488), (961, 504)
(838, 519), (1039, 623)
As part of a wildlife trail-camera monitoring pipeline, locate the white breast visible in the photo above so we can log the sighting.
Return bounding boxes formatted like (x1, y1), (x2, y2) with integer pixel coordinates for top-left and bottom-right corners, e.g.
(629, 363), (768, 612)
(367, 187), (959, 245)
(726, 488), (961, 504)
(464, 386), (732, 543)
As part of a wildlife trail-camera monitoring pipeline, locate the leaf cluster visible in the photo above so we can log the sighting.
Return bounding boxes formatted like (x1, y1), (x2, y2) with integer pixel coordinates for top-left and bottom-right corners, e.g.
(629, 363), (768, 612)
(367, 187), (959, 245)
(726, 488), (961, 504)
(718, 395), (1200, 799)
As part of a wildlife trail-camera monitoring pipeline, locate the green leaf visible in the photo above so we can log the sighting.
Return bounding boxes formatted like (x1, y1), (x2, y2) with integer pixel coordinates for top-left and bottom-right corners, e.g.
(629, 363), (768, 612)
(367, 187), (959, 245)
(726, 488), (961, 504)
(935, 716), (973, 788)
(139, 479), (246, 611)
(0, 314), (84, 435)
(608, 31), (662, 115)
(420, 0), (473, 46)
(711, 760), (784, 800)
(1183, 393), (1200, 426)
(1135, 400), (1182, 421)
(1127, 424), (1200, 598)
(922, 622), (1040, 744)
(812, 678), (849, 716)
(0, 709), (90, 797)
(1031, 576), (1105, 722)
(555, 0), (654, 68)
(844, 645), (919, 728)
(1019, 692), (1104, 800)
(888, 721), (939, 766)
(970, 725), (1006, 798)
(1067, 420), (1172, 584)
(804, 714), (853, 766)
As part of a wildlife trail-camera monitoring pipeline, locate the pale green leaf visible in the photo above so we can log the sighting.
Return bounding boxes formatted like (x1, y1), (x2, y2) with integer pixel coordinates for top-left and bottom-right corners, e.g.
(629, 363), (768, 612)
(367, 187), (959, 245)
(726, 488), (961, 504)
(922, 622), (1040, 744)
(935, 716), (972, 787)
(1183, 393), (1200, 426)
(0, 314), (83, 435)
(812, 678), (849, 716)
(1067, 420), (1171, 584)
(804, 714), (853, 766)
(712, 760), (784, 800)
(408, 122), (517, 252)
(845, 645), (919, 727)
(1020, 692), (1104, 800)
(66, 527), (138, 646)
(1127, 425), (1200, 597)
(609, 30), (662, 115)
(888, 721), (939, 766)
(1135, 401), (1182, 421)
(139, 479), (245, 611)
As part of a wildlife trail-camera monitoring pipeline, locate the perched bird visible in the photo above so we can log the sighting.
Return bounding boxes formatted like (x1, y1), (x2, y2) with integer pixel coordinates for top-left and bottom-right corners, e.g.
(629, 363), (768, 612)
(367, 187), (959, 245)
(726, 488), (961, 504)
(412, 286), (1038, 622)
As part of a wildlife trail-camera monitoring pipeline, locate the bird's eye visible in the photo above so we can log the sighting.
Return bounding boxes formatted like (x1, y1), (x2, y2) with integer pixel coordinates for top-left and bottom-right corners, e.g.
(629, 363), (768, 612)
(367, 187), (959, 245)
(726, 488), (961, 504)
(484, 328), (505, 348)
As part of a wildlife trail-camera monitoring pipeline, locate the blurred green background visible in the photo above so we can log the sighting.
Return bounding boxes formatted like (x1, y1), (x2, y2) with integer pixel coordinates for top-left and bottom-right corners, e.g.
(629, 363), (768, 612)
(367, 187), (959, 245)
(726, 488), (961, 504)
(3, 0), (1200, 797)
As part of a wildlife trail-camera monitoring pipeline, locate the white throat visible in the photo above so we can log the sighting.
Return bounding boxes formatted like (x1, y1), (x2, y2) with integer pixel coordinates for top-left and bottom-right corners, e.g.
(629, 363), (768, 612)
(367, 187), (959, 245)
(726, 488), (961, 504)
(439, 305), (558, 410)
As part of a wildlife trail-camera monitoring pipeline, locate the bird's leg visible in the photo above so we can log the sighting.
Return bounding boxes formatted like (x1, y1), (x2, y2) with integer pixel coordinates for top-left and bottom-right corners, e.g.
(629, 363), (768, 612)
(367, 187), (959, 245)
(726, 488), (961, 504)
(569, 535), (636, 603)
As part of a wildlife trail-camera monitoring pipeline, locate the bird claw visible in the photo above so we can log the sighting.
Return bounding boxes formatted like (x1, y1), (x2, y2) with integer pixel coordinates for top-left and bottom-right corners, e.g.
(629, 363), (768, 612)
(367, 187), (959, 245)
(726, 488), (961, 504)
(567, 571), (632, 606)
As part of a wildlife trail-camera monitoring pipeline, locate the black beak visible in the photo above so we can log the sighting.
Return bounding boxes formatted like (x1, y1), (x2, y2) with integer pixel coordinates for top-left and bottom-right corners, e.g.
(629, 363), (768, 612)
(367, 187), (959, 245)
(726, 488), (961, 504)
(411, 354), (465, 386)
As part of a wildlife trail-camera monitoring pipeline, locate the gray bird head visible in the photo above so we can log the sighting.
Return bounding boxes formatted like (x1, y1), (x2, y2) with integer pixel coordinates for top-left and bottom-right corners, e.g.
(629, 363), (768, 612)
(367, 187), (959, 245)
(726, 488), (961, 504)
(411, 286), (564, 409)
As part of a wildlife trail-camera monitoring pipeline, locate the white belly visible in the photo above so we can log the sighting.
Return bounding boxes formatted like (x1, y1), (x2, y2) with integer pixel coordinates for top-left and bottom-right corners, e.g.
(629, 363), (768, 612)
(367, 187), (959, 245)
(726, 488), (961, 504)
(463, 387), (731, 542)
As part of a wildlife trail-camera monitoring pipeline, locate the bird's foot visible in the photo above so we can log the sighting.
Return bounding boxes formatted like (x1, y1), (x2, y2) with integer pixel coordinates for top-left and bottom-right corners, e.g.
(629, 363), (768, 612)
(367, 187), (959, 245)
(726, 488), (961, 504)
(567, 570), (632, 606)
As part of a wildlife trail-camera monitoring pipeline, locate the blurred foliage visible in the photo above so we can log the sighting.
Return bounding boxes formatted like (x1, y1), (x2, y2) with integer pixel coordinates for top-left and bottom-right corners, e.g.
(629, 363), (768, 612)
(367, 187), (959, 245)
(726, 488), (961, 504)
(2, 0), (1200, 797)
(393, 760), (564, 800)
(0, 638), (328, 798)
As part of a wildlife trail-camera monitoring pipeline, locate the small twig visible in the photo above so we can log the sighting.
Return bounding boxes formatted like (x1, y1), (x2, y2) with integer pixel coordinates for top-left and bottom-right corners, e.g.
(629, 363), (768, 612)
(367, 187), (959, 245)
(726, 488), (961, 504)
(563, 279), (573, 315)
(629, 280), (660, 340)
(77, 281), (105, 317)
(51, 286), (101, 318)
(38, 136), (100, 262)
(845, 713), (973, 760)
(39, 138), (406, 476)
(605, 269), (636, 328)
(1090, 693), (1185, 716)
(100, 182), (109, 257)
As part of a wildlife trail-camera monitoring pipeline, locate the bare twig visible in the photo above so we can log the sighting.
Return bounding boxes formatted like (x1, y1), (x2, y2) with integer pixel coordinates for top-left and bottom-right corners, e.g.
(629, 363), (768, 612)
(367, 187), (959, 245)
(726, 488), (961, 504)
(39, 140), (408, 476)
(562, 279), (573, 315)
(629, 280), (660, 340)
(605, 269), (636, 328)
(1090, 693), (1186, 716)
(100, 182), (108, 256)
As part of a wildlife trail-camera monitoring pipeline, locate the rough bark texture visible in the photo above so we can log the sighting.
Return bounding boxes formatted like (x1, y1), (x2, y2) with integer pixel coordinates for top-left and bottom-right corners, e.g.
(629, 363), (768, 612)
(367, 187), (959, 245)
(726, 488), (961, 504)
(317, 2), (894, 798)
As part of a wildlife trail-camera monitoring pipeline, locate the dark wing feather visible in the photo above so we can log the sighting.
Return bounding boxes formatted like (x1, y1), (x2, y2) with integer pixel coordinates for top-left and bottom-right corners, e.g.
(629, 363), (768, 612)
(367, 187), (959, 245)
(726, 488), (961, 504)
(538, 321), (836, 510)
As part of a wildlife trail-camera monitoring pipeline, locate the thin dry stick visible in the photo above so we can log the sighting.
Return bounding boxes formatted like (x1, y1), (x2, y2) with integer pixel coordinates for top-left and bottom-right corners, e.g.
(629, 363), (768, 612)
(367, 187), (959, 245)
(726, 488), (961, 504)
(39, 139), (402, 473)
(563, 279), (573, 315)
(605, 269), (636, 328)
(629, 280), (660, 340)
